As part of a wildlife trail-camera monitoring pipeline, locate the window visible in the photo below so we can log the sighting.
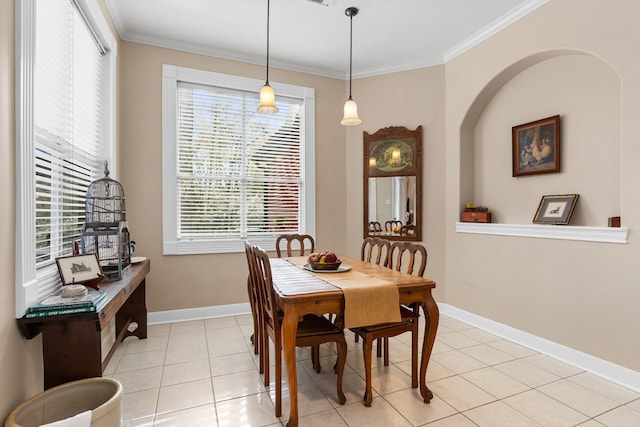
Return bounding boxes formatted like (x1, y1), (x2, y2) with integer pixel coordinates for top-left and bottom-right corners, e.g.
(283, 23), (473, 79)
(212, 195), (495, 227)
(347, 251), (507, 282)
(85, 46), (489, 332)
(162, 65), (316, 254)
(15, 0), (116, 316)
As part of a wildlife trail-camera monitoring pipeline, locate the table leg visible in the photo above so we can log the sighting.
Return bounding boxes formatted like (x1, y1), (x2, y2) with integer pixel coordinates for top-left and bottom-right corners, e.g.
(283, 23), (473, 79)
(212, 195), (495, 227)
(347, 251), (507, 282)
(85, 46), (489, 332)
(282, 308), (299, 427)
(419, 291), (439, 403)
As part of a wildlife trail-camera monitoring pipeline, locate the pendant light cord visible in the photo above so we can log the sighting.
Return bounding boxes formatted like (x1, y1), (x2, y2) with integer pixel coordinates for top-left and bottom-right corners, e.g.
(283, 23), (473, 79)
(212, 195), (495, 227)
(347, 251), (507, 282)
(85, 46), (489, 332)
(266, 0), (271, 85)
(348, 9), (353, 100)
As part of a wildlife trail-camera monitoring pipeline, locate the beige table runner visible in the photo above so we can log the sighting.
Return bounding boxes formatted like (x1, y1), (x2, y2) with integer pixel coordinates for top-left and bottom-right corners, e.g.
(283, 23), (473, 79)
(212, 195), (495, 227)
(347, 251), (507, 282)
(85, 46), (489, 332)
(287, 257), (401, 328)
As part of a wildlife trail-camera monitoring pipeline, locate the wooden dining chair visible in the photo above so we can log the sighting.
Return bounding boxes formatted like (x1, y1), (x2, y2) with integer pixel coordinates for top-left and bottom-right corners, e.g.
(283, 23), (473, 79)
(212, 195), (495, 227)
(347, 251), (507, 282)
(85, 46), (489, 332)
(384, 220), (403, 233)
(247, 243), (347, 417)
(275, 233), (315, 258)
(244, 242), (264, 373)
(350, 241), (427, 407)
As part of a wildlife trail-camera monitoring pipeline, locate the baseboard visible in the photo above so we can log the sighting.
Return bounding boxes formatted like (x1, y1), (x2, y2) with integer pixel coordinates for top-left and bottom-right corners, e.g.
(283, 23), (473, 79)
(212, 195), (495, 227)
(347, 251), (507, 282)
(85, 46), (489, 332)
(148, 302), (251, 325)
(148, 301), (640, 393)
(439, 303), (640, 393)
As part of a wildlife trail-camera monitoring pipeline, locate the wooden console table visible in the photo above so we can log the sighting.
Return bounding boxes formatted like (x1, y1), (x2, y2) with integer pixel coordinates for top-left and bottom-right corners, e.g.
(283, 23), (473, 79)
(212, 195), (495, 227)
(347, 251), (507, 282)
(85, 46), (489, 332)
(18, 259), (150, 389)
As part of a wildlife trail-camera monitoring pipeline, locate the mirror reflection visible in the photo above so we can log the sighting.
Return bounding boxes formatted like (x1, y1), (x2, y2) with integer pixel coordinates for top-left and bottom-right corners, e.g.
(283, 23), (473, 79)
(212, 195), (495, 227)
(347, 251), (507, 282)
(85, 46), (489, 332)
(368, 176), (416, 236)
(363, 126), (422, 241)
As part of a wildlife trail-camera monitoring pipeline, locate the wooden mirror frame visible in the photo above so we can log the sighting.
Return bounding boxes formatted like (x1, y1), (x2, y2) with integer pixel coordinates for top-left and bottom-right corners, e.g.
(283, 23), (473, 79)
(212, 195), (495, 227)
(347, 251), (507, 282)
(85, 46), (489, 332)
(363, 126), (422, 241)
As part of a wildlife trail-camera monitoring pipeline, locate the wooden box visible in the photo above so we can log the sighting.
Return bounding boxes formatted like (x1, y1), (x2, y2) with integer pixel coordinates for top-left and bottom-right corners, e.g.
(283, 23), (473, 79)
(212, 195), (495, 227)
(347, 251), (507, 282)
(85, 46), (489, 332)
(461, 211), (492, 223)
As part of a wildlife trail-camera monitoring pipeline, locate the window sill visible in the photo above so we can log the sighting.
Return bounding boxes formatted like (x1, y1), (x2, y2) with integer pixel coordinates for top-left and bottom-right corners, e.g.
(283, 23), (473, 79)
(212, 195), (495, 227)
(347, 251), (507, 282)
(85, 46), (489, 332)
(455, 222), (628, 244)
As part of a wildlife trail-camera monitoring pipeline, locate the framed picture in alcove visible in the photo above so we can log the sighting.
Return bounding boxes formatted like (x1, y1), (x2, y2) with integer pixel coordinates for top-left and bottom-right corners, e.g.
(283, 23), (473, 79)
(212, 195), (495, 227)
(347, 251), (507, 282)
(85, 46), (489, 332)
(512, 115), (560, 177)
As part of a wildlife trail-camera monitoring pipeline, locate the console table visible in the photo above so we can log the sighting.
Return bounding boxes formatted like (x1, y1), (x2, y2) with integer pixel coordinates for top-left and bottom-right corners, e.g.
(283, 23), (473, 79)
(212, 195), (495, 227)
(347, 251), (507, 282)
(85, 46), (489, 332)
(18, 259), (150, 389)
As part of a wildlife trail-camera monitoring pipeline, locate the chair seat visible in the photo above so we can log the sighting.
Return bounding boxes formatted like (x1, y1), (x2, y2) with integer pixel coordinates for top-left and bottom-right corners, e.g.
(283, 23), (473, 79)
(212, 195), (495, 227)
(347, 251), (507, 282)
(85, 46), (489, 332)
(297, 314), (343, 337)
(351, 306), (418, 333)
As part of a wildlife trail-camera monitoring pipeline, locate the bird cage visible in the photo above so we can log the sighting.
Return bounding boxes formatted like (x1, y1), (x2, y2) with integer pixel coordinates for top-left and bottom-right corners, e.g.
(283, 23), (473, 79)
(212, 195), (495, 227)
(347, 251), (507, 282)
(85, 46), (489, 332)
(81, 162), (131, 281)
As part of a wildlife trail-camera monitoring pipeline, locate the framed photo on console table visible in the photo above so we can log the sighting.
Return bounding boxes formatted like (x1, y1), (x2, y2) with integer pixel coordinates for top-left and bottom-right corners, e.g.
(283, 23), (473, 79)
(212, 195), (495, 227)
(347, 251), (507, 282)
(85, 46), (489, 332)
(56, 253), (104, 286)
(533, 194), (579, 225)
(513, 115), (560, 177)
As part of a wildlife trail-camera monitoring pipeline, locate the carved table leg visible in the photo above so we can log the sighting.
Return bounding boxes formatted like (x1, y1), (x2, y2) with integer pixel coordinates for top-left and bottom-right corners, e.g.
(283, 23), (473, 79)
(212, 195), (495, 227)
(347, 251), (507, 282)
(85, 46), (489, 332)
(420, 291), (439, 403)
(282, 307), (300, 427)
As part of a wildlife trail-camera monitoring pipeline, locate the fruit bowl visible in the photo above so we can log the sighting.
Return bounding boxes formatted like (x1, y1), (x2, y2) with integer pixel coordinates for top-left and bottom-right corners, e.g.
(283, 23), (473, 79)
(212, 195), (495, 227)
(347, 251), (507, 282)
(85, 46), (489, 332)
(308, 260), (342, 271)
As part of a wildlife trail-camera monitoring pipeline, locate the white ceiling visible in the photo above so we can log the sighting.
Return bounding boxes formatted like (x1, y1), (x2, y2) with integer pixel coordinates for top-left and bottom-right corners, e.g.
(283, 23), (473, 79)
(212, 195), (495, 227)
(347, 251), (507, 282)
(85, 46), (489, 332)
(105, 0), (548, 79)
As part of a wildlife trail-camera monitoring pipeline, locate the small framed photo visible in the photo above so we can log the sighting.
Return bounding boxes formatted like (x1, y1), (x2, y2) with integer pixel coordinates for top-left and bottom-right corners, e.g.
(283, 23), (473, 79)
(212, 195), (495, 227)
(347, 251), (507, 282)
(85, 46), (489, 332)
(533, 194), (579, 225)
(56, 254), (103, 286)
(512, 115), (560, 177)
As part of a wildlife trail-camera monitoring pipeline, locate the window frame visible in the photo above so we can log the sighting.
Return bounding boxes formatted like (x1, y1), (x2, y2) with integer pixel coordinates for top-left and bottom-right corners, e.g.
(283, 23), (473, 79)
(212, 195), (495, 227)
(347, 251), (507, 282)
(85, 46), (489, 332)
(162, 64), (316, 255)
(15, 0), (117, 317)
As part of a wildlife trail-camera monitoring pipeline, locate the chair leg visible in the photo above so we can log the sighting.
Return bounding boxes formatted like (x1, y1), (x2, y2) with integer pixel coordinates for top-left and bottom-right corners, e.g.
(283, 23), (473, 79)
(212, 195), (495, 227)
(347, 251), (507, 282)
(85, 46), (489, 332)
(275, 338), (282, 418)
(262, 332), (270, 387)
(376, 337), (383, 358)
(312, 345), (321, 373)
(362, 336), (374, 407)
(383, 337), (390, 366)
(411, 323), (418, 388)
(335, 336), (347, 405)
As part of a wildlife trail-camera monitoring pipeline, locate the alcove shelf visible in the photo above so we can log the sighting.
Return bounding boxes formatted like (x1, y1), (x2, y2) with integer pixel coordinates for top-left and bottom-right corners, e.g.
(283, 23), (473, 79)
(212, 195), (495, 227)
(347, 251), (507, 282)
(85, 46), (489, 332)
(455, 222), (628, 244)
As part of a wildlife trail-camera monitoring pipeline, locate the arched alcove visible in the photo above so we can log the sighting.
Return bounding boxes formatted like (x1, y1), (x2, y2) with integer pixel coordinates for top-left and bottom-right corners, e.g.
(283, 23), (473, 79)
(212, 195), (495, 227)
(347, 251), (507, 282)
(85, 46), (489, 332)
(459, 50), (622, 231)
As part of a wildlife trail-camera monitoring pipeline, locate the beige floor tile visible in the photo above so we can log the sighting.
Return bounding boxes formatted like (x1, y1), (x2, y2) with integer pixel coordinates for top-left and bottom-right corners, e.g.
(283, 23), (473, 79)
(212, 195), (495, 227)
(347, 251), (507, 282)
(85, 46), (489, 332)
(298, 409), (347, 426)
(538, 379), (621, 417)
(462, 366), (530, 399)
(429, 375), (496, 412)
(169, 320), (206, 335)
(164, 340), (209, 365)
(425, 413), (477, 426)
(626, 398), (640, 412)
(215, 392), (279, 427)
(494, 359), (560, 388)
(431, 349), (487, 374)
(147, 323), (171, 337)
(336, 397), (412, 427)
(384, 388), (458, 425)
(463, 400), (540, 427)
(116, 349), (166, 373)
(438, 317), (473, 332)
(523, 353), (584, 378)
(503, 389), (589, 427)
(124, 335), (169, 354)
(576, 420), (606, 426)
(161, 358), (211, 386)
(212, 369), (267, 401)
(113, 366), (163, 393)
(210, 351), (258, 376)
(369, 363), (414, 396)
(487, 340), (538, 358)
(567, 372), (640, 404)
(156, 378), (214, 414)
(436, 331), (481, 349)
(205, 316), (240, 330)
(235, 314), (254, 326)
(460, 343), (516, 365)
(277, 380), (335, 418)
(457, 328), (502, 343)
(208, 336), (250, 357)
(153, 403), (218, 427)
(121, 388), (159, 422)
(314, 371), (371, 408)
(596, 404), (640, 426)
(122, 416), (154, 427)
(167, 330), (207, 348)
(206, 325), (244, 341)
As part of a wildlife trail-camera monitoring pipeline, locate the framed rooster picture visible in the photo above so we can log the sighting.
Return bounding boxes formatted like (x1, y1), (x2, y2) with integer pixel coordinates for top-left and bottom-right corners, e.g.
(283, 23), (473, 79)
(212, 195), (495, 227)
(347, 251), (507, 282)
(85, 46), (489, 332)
(512, 115), (560, 177)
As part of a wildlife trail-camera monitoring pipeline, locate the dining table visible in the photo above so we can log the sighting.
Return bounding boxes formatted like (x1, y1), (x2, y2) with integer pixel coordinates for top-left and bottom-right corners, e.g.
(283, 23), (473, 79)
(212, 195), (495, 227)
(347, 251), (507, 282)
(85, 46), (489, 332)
(270, 255), (439, 427)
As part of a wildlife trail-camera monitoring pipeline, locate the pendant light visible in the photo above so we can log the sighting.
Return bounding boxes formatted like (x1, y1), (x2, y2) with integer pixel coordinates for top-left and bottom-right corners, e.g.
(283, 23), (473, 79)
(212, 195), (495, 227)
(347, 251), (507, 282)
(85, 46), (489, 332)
(341, 6), (361, 126)
(257, 0), (279, 114)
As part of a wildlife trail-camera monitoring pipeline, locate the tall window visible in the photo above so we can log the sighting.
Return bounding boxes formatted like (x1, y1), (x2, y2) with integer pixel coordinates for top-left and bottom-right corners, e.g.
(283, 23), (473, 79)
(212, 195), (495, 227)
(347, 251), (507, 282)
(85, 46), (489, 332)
(162, 65), (316, 254)
(15, 0), (116, 316)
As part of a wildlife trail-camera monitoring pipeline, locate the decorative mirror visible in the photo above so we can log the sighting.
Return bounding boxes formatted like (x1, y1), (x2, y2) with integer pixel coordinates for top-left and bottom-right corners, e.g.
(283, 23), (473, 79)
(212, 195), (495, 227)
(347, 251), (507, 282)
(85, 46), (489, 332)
(363, 126), (422, 241)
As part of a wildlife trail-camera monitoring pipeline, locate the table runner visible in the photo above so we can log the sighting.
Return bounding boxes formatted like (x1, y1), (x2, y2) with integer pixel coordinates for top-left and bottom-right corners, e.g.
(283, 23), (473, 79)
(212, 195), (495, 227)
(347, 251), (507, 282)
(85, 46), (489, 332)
(287, 257), (401, 328)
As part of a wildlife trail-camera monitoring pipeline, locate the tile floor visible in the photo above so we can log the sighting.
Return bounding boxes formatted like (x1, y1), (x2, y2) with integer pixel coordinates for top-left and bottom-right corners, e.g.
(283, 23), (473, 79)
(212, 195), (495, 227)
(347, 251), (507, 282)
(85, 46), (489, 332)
(105, 313), (640, 426)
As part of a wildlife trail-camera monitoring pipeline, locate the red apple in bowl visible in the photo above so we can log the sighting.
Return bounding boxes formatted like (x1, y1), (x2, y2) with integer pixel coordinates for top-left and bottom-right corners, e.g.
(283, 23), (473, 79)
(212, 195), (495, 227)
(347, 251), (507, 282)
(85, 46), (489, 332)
(308, 252), (321, 263)
(324, 252), (338, 263)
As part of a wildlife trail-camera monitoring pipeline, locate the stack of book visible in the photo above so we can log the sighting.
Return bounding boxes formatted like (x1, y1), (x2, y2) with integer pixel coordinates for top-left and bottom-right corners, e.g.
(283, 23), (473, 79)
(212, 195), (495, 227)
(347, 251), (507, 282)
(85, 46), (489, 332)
(24, 288), (107, 318)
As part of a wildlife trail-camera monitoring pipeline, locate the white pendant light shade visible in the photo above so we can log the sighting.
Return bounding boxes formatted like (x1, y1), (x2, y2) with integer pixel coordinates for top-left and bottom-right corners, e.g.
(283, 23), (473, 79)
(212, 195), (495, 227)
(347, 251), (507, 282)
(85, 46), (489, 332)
(341, 97), (361, 126)
(258, 83), (279, 114)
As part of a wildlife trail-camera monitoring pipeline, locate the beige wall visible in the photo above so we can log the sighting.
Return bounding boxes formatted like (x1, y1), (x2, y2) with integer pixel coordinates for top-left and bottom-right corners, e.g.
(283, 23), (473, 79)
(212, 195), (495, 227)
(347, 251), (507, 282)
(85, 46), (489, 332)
(344, 66), (447, 301)
(118, 42), (347, 311)
(445, 0), (640, 371)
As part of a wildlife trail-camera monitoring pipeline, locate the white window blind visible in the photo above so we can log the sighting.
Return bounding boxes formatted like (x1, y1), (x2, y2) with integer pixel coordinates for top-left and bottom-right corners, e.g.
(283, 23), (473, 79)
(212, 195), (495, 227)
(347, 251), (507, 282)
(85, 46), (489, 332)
(16, 0), (115, 316)
(162, 65), (316, 254)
